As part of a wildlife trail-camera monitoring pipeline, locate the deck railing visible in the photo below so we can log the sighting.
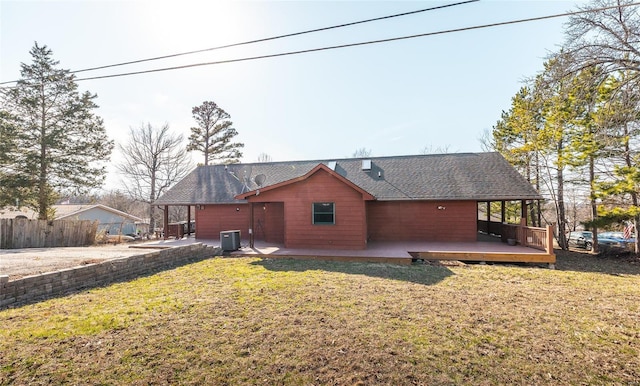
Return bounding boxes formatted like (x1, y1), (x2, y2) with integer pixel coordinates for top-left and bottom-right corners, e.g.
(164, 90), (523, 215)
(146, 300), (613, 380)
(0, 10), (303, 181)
(501, 221), (554, 255)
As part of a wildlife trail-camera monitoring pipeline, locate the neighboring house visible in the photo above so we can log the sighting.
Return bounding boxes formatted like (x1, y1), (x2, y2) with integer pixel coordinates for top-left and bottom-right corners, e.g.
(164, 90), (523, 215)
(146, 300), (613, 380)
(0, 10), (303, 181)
(0, 204), (147, 236)
(155, 152), (542, 250)
(0, 207), (34, 219)
(55, 204), (147, 236)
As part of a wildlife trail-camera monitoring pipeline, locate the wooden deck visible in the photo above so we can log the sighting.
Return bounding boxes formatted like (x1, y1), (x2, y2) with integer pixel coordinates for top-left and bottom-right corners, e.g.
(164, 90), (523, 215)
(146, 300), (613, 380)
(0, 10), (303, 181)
(144, 234), (556, 267)
(226, 238), (556, 267)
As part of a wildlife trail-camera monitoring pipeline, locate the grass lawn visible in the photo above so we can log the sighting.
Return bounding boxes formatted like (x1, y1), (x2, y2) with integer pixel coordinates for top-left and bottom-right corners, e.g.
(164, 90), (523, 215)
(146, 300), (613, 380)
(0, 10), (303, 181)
(1, 251), (639, 385)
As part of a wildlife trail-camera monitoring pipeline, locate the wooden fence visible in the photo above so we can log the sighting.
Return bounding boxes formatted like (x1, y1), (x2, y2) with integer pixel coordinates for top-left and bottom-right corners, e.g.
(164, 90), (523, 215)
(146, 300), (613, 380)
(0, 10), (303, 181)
(0, 218), (98, 249)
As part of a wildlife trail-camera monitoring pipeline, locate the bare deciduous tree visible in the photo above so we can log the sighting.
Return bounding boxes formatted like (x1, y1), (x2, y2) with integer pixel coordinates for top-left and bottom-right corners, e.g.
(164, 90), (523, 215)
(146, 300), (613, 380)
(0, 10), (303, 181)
(563, 0), (640, 251)
(564, 0), (640, 80)
(98, 190), (144, 217)
(420, 145), (451, 154)
(257, 153), (273, 163)
(352, 148), (372, 158)
(117, 123), (193, 234)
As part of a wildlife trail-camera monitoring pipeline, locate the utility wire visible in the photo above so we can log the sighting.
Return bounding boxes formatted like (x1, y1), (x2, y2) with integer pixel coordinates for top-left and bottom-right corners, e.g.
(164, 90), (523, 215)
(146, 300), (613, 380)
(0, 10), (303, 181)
(68, 2), (640, 83)
(3, 1), (639, 86)
(0, 0), (478, 85)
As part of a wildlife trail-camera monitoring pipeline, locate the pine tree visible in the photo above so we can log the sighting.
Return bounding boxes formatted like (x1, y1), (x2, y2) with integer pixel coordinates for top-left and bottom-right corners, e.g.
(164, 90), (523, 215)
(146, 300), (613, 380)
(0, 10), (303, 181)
(591, 73), (640, 253)
(186, 101), (244, 165)
(1, 43), (113, 219)
(0, 110), (21, 206)
(490, 86), (545, 228)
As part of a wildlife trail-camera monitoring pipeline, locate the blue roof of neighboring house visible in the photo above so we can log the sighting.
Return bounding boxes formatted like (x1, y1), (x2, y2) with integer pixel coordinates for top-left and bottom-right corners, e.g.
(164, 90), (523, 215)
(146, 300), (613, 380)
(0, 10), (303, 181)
(54, 204), (144, 222)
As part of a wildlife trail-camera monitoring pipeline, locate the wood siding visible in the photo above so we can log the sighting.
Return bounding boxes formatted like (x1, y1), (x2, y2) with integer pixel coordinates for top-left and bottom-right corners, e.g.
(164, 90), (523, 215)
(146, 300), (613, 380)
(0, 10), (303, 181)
(245, 202), (285, 243)
(194, 175), (477, 247)
(195, 204), (250, 240)
(366, 200), (477, 242)
(261, 202), (284, 243)
(247, 169), (367, 249)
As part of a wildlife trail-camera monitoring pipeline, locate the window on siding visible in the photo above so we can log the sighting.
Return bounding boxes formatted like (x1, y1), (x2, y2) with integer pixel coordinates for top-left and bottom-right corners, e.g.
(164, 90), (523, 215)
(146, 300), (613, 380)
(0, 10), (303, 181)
(313, 202), (335, 225)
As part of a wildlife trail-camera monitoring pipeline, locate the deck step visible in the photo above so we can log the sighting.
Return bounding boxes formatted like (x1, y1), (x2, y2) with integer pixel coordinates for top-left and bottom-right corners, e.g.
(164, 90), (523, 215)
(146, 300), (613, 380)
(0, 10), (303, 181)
(414, 251), (556, 264)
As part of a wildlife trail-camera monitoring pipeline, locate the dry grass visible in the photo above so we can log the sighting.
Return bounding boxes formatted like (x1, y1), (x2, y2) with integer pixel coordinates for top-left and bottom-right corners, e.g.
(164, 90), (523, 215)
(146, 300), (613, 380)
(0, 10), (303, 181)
(1, 250), (639, 385)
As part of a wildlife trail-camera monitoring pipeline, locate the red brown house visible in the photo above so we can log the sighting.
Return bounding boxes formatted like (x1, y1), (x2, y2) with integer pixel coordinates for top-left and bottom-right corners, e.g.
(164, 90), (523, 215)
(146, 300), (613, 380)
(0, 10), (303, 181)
(155, 152), (543, 251)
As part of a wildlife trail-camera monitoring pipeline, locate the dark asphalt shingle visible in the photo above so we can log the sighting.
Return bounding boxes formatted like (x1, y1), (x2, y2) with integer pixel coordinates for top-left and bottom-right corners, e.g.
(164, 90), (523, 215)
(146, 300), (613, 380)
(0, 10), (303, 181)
(155, 152), (542, 205)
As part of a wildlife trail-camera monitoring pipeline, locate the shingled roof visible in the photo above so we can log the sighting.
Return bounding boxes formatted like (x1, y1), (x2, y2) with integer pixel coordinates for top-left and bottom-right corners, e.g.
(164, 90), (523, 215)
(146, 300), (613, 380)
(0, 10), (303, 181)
(154, 152), (542, 205)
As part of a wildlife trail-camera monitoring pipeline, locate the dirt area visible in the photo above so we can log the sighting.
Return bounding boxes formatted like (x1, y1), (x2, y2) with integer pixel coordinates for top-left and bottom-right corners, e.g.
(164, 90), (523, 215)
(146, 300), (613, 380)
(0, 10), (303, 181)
(556, 247), (640, 274)
(0, 244), (154, 280)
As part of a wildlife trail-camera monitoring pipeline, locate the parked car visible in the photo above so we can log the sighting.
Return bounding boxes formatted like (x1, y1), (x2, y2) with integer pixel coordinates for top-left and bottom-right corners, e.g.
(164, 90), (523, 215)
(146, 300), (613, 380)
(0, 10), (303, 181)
(568, 231), (594, 250)
(568, 231), (632, 252)
(599, 231), (636, 251)
(599, 231), (636, 244)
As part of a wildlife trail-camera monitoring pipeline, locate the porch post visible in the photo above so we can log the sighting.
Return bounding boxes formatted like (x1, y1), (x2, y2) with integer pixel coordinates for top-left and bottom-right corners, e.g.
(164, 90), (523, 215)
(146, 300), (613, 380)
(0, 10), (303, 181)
(187, 205), (192, 236)
(249, 202), (254, 248)
(545, 224), (554, 255)
(521, 200), (527, 226)
(486, 201), (491, 223)
(163, 205), (169, 240)
(537, 200), (542, 228)
(501, 201), (506, 223)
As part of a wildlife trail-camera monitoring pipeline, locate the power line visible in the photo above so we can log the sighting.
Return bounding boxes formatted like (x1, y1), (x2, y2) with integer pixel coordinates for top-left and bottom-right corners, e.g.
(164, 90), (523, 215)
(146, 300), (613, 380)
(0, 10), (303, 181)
(0, 0), (478, 85)
(4, 1), (640, 86)
(69, 2), (640, 83)
(72, 0), (479, 75)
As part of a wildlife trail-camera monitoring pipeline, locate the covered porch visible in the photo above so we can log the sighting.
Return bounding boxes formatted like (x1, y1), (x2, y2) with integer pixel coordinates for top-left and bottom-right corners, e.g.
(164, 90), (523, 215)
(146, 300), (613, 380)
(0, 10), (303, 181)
(231, 198), (554, 266)
(158, 199), (555, 267)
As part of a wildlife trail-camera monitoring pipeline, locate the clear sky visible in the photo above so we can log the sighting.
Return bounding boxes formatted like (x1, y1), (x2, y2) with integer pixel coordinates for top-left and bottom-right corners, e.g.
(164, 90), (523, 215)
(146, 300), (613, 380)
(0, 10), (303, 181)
(1, 0), (586, 188)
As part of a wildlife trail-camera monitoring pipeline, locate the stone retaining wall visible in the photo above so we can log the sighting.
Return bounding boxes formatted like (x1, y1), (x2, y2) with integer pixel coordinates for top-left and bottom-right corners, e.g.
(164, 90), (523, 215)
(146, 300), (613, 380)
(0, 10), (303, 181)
(0, 243), (220, 309)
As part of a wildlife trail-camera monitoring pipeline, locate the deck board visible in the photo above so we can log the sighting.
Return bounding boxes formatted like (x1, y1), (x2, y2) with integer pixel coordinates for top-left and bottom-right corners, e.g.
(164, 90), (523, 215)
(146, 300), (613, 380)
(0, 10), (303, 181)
(144, 237), (555, 266)
(228, 240), (555, 265)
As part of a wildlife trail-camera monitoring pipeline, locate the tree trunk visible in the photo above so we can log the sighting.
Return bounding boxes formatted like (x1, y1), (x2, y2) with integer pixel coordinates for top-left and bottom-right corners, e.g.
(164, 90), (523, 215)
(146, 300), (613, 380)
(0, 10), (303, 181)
(526, 156), (538, 227)
(535, 151), (542, 227)
(623, 123), (639, 254)
(589, 156), (599, 254)
(38, 83), (48, 220)
(557, 139), (568, 250)
(204, 137), (209, 166)
(149, 171), (156, 237)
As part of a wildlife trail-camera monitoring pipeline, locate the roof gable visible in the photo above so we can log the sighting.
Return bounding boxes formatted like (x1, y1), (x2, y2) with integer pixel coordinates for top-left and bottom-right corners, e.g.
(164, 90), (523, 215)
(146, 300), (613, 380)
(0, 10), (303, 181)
(235, 163), (375, 200)
(0, 204), (144, 222)
(55, 204), (143, 222)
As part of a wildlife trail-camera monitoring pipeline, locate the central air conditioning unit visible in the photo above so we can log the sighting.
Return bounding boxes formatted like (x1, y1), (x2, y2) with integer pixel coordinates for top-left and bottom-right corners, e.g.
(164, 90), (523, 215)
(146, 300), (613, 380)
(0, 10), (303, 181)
(220, 230), (241, 251)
